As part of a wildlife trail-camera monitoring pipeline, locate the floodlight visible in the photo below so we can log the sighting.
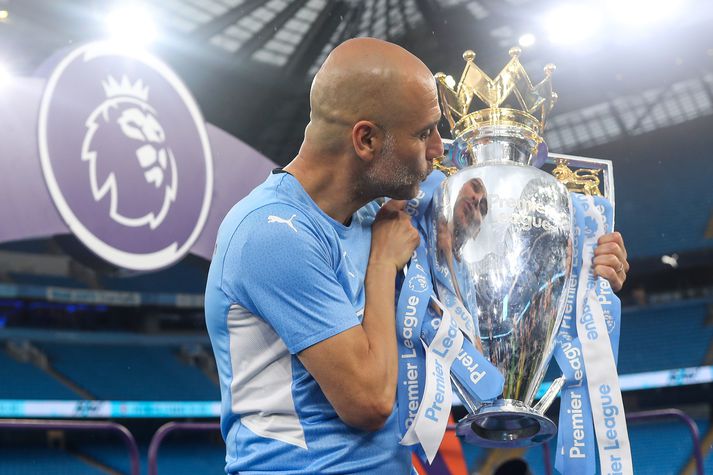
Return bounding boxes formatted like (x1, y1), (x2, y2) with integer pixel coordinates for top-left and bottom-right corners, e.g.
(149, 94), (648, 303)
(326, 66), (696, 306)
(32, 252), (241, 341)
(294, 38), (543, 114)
(608, 0), (684, 26)
(105, 5), (158, 48)
(518, 33), (536, 48)
(544, 5), (602, 45)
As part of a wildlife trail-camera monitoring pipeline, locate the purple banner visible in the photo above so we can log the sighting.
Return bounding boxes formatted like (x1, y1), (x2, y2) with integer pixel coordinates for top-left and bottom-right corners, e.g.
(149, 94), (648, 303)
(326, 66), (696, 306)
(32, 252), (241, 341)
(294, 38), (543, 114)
(0, 42), (274, 271)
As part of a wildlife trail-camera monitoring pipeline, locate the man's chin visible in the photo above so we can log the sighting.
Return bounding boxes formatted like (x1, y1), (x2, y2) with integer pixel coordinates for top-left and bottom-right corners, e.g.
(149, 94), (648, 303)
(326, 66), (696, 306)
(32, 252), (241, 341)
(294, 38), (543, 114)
(396, 182), (423, 201)
(378, 174), (428, 200)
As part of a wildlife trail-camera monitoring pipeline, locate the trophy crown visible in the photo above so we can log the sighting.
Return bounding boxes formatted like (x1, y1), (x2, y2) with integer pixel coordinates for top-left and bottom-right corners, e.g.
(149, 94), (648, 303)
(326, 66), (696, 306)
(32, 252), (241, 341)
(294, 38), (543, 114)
(435, 47), (557, 142)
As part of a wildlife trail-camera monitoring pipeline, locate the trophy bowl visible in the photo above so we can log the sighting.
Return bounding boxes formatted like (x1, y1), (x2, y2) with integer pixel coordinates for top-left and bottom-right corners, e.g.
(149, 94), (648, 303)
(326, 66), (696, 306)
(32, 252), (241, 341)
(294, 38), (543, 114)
(429, 128), (573, 448)
(428, 47), (581, 448)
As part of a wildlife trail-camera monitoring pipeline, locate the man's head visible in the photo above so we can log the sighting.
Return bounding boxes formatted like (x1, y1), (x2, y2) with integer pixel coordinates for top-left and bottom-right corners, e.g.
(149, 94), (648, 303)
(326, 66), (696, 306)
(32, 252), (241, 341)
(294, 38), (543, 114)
(306, 37), (444, 200)
(452, 178), (488, 252)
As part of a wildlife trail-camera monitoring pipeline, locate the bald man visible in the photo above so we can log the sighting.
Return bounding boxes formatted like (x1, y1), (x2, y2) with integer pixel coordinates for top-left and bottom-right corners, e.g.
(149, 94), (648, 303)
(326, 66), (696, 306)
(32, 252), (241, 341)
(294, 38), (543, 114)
(205, 38), (443, 474)
(205, 37), (630, 474)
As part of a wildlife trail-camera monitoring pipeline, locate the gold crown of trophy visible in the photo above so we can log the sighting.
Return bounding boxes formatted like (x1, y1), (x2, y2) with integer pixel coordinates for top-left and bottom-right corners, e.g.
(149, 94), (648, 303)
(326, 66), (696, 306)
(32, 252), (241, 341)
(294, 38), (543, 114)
(429, 47), (614, 448)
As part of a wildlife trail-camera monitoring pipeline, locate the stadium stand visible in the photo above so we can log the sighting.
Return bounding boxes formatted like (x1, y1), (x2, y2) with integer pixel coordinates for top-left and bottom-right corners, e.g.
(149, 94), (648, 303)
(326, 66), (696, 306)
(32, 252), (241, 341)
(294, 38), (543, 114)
(0, 441), (226, 475)
(37, 342), (218, 400)
(0, 447), (108, 475)
(505, 418), (711, 474)
(8, 272), (89, 289)
(71, 441), (148, 475)
(541, 298), (713, 383)
(628, 419), (710, 475)
(100, 261), (208, 294)
(618, 300), (713, 374)
(0, 348), (79, 399)
(593, 119), (713, 260)
(4, 420), (706, 475)
(151, 440), (226, 474)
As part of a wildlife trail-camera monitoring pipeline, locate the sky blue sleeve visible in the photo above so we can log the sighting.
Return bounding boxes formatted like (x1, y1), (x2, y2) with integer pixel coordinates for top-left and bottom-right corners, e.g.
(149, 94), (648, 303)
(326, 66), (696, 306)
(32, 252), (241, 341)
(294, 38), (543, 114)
(222, 204), (361, 354)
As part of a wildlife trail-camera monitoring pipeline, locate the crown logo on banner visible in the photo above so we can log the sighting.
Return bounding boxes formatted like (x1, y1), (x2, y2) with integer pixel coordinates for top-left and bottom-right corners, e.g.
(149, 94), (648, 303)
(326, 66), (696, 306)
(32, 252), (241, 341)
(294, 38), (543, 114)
(101, 75), (150, 102)
(435, 47), (557, 142)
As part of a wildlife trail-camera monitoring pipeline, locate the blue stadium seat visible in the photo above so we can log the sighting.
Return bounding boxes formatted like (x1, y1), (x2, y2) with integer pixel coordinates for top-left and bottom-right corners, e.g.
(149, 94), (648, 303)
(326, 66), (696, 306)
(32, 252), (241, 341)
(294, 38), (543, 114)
(618, 301), (713, 374)
(615, 137), (713, 259)
(78, 439), (225, 475)
(38, 343), (218, 400)
(518, 418), (709, 474)
(0, 447), (107, 475)
(101, 260), (207, 294)
(628, 418), (707, 474)
(152, 440), (225, 475)
(0, 350), (79, 399)
(541, 299), (713, 381)
(75, 442), (147, 475)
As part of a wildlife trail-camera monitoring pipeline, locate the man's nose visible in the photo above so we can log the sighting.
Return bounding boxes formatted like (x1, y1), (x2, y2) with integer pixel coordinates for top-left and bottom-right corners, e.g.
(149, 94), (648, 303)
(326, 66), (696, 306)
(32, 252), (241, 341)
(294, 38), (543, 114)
(428, 128), (444, 159)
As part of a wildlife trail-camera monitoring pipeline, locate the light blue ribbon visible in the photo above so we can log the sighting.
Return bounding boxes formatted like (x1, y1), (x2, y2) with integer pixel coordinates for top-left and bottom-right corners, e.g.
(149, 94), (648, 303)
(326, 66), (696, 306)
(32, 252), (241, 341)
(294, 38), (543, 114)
(554, 193), (622, 475)
(396, 171), (503, 442)
(420, 308), (503, 402)
(395, 242), (431, 436)
(395, 172), (442, 438)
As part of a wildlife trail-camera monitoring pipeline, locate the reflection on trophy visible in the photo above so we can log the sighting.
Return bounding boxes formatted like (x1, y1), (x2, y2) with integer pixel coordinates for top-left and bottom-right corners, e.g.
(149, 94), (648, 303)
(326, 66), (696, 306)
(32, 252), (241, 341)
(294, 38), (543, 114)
(430, 47), (574, 448)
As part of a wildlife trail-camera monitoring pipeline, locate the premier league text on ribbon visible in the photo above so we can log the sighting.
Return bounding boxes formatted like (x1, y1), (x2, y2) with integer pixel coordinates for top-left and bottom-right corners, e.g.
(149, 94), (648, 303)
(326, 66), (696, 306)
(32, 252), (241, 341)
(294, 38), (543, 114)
(424, 315), (459, 423)
(401, 292), (421, 430)
(454, 348), (486, 386)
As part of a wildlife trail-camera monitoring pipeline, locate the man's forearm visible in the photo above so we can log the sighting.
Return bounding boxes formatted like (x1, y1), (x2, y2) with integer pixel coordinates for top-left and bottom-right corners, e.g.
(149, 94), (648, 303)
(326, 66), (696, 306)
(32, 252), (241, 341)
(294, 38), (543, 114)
(361, 260), (399, 409)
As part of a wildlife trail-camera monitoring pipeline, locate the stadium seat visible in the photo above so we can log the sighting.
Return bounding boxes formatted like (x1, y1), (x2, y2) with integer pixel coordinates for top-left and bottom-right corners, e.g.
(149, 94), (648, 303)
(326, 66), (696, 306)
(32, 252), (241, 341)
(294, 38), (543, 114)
(0, 350), (80, 399)
(38, 343), (219, 401)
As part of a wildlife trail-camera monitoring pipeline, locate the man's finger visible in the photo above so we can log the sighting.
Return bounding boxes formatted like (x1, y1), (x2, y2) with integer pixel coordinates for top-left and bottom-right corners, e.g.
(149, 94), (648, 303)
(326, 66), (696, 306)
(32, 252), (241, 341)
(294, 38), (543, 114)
(597, 232), (627, 259)
(593, 242), (627, 264)
(594, 265), (624, 292)
(597, 231), (623, 245)
(380, 199), (406, 211)
(593, 254), (620, 269)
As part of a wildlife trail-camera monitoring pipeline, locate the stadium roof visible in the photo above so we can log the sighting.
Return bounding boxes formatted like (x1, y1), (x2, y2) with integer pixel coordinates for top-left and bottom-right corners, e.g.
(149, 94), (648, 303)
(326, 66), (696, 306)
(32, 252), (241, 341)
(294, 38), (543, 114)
(1, 0), (712, 164)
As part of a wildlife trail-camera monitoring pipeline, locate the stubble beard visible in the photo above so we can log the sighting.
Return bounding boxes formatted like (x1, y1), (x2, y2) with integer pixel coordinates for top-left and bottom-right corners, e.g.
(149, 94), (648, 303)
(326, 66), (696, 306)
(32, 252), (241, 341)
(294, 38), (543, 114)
(360, 132), (428, 201)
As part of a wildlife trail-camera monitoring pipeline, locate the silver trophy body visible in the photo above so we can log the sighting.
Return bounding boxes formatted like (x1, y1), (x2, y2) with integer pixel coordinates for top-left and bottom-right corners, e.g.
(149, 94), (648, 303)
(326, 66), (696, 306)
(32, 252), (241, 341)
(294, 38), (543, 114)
(428, 127), (573, 448)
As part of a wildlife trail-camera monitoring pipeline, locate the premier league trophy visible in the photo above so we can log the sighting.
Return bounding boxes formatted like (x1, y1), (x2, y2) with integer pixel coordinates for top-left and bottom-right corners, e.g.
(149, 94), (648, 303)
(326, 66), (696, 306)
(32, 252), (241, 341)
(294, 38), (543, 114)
(428, 47), (611, 448)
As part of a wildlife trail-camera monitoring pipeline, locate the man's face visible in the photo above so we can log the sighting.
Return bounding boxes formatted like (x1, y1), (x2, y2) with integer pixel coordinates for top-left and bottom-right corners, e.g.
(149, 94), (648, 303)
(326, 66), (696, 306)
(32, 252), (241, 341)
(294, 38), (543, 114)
(363, 80), (444, 200)
(453, 178), (488, 251)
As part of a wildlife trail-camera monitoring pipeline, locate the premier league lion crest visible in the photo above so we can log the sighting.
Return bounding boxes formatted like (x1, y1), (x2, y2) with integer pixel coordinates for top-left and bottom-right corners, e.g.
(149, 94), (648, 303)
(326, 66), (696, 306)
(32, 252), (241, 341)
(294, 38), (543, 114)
(83, 75), (178, 229)
(38, 42), (213, 271)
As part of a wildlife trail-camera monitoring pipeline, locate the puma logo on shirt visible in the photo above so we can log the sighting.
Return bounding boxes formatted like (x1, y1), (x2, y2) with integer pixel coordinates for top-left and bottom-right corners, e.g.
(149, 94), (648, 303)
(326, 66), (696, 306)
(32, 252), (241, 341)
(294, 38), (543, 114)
(268, 214), (298, 233)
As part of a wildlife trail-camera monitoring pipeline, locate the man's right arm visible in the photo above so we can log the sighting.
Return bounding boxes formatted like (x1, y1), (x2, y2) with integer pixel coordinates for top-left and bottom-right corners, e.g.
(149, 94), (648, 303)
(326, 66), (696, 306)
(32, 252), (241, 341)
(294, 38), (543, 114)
(298, 200), (419, 431)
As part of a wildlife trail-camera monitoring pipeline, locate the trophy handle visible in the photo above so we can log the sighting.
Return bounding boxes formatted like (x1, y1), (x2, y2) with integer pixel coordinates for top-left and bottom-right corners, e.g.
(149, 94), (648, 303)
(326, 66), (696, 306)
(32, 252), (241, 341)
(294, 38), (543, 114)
(546, 152), (615, 228)
(533, 376), (565, 415)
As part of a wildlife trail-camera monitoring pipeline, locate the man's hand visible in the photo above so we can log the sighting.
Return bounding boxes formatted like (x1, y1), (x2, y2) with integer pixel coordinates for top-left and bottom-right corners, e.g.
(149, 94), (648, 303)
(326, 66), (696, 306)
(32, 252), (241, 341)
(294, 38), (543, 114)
(593, 231), (629, 292)
(369, 200), (420, 271)
(297, 200), (421, 432)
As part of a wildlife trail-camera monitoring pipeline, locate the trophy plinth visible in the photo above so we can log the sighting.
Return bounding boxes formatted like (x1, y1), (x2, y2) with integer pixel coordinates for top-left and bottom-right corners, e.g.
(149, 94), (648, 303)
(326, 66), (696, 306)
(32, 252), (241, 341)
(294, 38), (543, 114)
(457, 399), (557, 448)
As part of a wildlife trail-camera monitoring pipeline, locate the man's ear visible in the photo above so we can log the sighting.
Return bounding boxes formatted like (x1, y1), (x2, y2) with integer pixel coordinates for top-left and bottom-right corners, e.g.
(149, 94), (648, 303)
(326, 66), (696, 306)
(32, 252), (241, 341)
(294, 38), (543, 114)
(352, 120), (381, 163)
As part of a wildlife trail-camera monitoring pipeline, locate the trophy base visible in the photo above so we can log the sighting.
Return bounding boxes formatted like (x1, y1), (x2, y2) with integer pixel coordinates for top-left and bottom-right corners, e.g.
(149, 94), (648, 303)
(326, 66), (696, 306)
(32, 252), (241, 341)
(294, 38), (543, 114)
(456, 399), (556, 448)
